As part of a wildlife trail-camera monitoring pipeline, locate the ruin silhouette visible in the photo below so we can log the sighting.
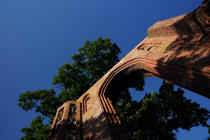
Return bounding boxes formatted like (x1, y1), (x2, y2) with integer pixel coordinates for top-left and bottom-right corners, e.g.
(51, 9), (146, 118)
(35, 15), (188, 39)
(49, 0), (210, 139)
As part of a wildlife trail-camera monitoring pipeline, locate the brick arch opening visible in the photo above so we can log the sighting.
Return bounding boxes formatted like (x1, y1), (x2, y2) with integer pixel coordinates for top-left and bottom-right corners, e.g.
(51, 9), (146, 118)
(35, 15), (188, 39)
(98, 59), (157, 126)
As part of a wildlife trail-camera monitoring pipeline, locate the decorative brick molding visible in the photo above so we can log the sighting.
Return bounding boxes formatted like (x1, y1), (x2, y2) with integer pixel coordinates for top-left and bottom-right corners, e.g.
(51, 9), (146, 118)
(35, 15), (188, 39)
(49, 1), (210, 139)
(49, 101), (82, 140)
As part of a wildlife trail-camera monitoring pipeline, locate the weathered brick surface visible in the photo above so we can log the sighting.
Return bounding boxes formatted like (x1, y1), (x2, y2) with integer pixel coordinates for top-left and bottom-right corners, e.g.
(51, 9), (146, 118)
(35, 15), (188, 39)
(195, 0), (210, 34)
(49, 1), (210, 139)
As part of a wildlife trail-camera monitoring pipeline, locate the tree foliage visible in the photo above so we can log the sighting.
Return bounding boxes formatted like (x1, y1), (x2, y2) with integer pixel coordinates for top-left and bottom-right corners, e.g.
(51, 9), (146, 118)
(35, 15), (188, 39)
(116, 81), (210, 140)
(18, 89), (61, 123)
(53, 37), (120, 102)
(20, 116), (50, 140)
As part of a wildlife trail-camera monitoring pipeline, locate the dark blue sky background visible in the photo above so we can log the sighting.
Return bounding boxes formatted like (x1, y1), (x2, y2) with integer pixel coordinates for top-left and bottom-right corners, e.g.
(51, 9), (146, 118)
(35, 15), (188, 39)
(0, 0), (209, 139)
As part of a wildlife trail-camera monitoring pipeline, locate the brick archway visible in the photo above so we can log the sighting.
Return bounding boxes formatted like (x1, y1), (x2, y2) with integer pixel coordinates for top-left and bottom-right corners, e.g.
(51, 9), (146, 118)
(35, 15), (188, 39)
(98, 59), (152, 126)
(49, 1), (210, 139)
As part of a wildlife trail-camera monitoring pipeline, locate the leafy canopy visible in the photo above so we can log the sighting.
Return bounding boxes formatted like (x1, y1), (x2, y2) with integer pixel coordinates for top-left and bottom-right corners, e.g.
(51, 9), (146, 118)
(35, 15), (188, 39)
(20, 116), (50, 140)
(116, 81), (210, 140)
(53, 37), (120, 101)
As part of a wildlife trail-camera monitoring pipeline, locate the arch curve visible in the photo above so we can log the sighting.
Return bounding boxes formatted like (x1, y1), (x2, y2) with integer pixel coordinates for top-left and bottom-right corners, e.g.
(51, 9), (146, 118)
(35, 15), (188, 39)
(98, 58), (157, 125)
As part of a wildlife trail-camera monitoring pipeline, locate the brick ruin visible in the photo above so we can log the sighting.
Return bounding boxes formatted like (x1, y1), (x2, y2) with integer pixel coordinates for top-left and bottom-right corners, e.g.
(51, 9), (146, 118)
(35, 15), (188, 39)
(49, 0), (210, 139)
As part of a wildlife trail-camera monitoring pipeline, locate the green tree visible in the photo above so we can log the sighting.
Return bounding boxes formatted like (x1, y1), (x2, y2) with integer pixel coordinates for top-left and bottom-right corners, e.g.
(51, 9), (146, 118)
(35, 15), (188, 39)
(53, 37), (120, 102)
(115, 81), (210, 140)
(18, 89), (61, 123)
(20, 116), (50, 140)
(18, 37), (121, 139)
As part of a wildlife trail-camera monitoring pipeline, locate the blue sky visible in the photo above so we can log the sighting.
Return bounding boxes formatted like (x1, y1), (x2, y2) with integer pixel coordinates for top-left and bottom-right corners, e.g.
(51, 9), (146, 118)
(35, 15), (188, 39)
(0, 0), (209, 139)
